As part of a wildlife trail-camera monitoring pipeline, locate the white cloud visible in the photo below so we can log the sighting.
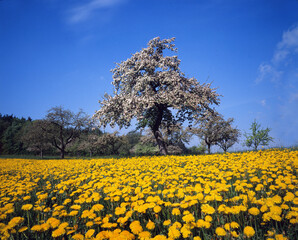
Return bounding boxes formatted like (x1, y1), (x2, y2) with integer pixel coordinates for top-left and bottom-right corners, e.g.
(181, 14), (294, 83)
(256, 63), (282, 83)
(274, 26), (298, 64)
(256, 25), (298, 83)
(278, 26), (298, 49)
(68, 0), (125, 24)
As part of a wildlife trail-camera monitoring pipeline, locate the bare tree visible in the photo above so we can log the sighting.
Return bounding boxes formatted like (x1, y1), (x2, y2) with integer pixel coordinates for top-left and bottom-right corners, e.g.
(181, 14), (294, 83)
(94, 37), (219, 155)
(45, 106), (90, 159)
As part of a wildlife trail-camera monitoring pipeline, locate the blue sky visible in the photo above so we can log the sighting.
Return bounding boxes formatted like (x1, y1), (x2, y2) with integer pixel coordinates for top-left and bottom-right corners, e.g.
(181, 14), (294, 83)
(1, 0), (298, 149)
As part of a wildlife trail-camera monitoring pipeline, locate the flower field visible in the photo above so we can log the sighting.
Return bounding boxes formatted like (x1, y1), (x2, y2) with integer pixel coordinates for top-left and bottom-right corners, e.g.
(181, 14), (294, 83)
(0, 150), (297, 240)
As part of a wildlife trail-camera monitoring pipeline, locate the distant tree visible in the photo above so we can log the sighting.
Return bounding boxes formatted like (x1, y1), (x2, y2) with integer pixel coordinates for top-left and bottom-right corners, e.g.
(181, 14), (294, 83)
(188, 140), (206, 155)
(126, 130), (142, 146)
(96, 132), (124, 155)
(244, 120), (273, 151)
(191, 113), (223, 154)
(44, 106), (90, 159)
(216, 118), (240, 153)
(21, 120), (52, 158)
(1, 116), (30, 154)
(94, 37), (219, 155)
(0, 114), (14, 153)
(77, 134), (101, 157)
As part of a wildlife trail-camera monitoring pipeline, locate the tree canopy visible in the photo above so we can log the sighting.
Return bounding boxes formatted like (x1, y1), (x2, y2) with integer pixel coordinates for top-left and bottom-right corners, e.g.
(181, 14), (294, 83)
(94, 37), (220, 154)
(245, 120), (273, 151)
(45, 106), (90, 158)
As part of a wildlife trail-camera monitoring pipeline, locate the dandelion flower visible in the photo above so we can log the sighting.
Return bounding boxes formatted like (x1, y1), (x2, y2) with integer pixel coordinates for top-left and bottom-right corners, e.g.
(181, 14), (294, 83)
(172, 208), (181, 215)
(130, 221), (143, 235)
(72, 233), (85, 240)
(153, 205), (162, 213)
(163, 220), (171, 226)
(243, 226), (255, 238)
(52, 228), (66, 238)
(194, 237), (202, 240)
(139, 231), (151, 240)
(215, 227), (226, 237)
(146, 220), (155, 230)
(248, 207), (260, 215)
(85, 229), (95, 238)
(21, 204), (33, 211)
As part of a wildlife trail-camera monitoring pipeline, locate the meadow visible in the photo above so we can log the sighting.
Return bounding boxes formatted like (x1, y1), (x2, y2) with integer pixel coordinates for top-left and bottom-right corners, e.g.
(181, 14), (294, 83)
(0, 149), (297, 239)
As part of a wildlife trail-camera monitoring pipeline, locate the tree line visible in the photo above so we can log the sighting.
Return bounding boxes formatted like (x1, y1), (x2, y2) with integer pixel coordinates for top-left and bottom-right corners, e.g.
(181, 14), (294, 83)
(0, 107), (272, 159)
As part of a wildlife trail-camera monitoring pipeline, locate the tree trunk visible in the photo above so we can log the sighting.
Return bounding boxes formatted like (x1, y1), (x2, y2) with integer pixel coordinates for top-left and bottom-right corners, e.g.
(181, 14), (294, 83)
(40, 148), (43, 159)
(151, 104), (168, 155)
(153, 128), (168, 155)
(207, 144), (211, 154)
(60, 146), (65, 159)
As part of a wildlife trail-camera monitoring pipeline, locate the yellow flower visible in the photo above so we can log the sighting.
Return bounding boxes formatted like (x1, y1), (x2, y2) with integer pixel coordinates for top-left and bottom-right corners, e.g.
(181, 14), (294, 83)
(21, 204), (33, 211)
(243, 226), (255, 238)
(194, 237), (202, 240)
(275, 234), (288, 240)
(201, 204), (216, 215)
(72, 233), (85, 240)
(146, 220), (155, 230)
(115, 206), (126, 215)
(46, 217), (60, 229)
(182, 213), (195, 223)
(151, 235), (167, 240)
(92, 204), (104, 211)
(163, 220), (171, 226)
(8, 217), (24, 228)
(69, 210), (79, 216)
(224, 223), (231, 231)
(31, 225), (43, 232)
(230, 222), (239, 229)
(172, 208), (181, 215)
(231, 230), (239, 237)
(86, 221), (94, 227)
(59, 222), (69, 229)
(85, 229), (95, 238)
(153, 205), (162, 213)
(23, 196), (31, 201)
(248, 207), (260, 215)
(130, 221), (143, 235)
(215, 227), (226, 237)
(70, 204), (81, 210)
(139, 231), (151, 240)
(168, 225), (181, 239)
(52, 228), (66, 238)
(284, 192), (294, 202)
(18, 226), (28, 233)
(181, 225), (191, 238)
(205, 215), (212, 222)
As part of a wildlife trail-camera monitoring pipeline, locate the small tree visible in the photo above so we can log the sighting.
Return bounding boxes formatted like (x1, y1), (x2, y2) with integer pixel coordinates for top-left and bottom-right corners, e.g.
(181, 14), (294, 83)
(245, 120), (273, 151)
(44, 106), (90, 159)
(216, 118), (240, 153)
(191, 113), (223, 154)
(94, 37), (219, 155)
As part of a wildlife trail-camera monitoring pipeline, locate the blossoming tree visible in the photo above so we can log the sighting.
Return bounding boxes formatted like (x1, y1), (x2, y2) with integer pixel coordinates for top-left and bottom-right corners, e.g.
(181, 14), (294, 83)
(94, 37), (220, 155)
